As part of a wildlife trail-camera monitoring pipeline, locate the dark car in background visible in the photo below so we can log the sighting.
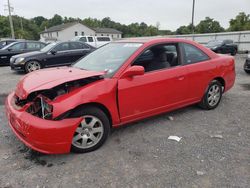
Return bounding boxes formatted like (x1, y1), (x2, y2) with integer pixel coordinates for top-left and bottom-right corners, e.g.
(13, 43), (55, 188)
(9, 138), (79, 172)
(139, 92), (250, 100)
(10, 41), (95, 73)
(206, 40), (238, 56)
(244, 54), (250, 74)
(0, 39), (17, 49)
(0, 41), (46, 65)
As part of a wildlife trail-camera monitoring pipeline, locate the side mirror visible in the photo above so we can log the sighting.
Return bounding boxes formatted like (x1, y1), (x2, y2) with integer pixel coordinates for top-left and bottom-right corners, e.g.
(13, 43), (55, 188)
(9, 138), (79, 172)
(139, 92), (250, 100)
(8, 48), (13, 51)
(50, 50), (57, 55)
(121, 66), (145, 78)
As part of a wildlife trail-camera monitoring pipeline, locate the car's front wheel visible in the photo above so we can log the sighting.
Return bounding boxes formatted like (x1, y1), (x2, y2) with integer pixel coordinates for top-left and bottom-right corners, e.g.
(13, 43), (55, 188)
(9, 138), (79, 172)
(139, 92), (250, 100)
(199, 80), (223, 110)
(244, 69), (250, 74)
(25, 61), (41, 73)
(71, 106), (110, 153)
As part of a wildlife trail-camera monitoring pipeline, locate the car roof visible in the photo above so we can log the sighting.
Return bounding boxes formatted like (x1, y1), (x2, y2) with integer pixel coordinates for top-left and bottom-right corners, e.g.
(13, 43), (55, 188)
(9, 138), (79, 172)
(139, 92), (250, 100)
(114, 37), (197, 44)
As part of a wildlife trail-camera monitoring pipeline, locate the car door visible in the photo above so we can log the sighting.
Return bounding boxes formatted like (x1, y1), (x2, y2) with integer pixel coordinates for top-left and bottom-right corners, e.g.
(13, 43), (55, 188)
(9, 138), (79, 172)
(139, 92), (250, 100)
(68, 42), (92, 63)
(118, 43), (189, 122)
(180, 42), (214, 101)
(4, 42), (26, 64)
(45, 42), (71, 67)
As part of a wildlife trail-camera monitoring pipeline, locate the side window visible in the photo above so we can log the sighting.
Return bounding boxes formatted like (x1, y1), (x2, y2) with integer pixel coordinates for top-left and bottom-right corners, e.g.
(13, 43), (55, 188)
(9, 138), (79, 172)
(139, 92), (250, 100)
(79, 37), (87, 43)
(88, 37), (94, 42)
(26, 42), (42, 50)
(40, 43), (46, 49)
(79, 43), (90, 49)
(70, 42), (89, 50)
(97, 37), (110, 42)
(54, 43), (70, 52)
(10, 43), (25, 50)
(133, 43), (180, 72)
(182, 43), (209, 64)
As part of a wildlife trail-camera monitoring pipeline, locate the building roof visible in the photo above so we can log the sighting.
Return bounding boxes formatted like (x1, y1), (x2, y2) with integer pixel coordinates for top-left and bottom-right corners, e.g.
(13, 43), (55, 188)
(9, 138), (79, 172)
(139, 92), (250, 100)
(93, 28), (123, 34)
(40, 22), (122, 35)
(40, 22), (80, 34)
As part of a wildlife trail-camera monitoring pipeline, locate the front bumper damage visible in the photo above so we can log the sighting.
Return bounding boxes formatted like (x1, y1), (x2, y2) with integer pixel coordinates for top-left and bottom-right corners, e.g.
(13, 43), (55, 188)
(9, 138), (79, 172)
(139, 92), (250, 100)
(5, 92), (83, 154)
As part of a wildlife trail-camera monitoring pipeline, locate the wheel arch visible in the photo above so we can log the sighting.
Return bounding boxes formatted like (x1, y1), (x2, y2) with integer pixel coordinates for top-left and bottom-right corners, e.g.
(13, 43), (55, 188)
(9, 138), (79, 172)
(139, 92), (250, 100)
(213, 77), (225, 91)
(67, 102), (113, 126)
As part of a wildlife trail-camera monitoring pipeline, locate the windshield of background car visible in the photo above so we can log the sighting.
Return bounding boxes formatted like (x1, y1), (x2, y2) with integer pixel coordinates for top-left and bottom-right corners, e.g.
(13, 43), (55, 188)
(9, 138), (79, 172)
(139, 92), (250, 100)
(73, 43), (142, 74)
(207, 40), (223, 47)
(1, 42), (16, 50)
(40, 42), (57, 52)
(0, 41), (7, 48)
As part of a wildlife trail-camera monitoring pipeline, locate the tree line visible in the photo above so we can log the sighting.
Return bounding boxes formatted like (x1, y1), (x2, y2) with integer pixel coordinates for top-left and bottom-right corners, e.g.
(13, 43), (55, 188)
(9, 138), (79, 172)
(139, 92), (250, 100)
(0, 12), (250, 40)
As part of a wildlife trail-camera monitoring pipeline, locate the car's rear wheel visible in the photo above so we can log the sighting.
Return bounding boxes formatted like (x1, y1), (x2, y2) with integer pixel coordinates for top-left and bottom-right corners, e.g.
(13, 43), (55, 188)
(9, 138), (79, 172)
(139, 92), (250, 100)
(231, 49), (237, 56)
(71, 106), (110, 153)
(25, 61), (41, 73)
(199, 80), (223, 110)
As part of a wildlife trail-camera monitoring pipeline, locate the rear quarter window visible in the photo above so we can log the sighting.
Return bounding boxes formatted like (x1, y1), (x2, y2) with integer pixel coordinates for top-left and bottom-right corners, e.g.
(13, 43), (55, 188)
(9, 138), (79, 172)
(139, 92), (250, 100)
(182, 43), (209, 64)
(97, 37), (111, 42)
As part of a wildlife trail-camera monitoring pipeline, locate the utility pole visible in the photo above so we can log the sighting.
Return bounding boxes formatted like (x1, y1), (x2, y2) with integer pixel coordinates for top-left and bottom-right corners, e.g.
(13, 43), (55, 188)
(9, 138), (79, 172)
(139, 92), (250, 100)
(191, 0), (195, 35)
(7, 0), (15, 39)
(191, 0), (196, 41)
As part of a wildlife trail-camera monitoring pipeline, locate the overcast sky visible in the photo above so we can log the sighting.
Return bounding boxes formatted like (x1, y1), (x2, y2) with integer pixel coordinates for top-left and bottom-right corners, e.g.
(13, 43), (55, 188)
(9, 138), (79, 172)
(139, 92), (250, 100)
(1, 0), (249, 30)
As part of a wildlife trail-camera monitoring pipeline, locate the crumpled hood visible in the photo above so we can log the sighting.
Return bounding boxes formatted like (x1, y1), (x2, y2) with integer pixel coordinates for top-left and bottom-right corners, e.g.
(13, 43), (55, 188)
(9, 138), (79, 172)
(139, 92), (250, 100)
(15, 66), (104, 99)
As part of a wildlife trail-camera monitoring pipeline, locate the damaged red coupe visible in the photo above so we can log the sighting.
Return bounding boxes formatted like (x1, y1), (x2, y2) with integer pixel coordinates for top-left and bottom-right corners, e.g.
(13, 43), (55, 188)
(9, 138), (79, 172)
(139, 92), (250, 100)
(5, 38), (235, 154)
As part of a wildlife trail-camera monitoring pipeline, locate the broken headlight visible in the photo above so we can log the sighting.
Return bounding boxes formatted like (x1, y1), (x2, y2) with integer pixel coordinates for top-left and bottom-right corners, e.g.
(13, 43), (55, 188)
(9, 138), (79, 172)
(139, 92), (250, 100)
(26, 95), (53, 120)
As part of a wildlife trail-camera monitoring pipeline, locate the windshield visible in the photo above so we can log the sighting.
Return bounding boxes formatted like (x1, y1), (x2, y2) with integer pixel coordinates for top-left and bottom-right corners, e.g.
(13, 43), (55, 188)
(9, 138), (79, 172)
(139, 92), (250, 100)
(207, 40), (223, 47)
(73, 43), (142, 74)
(40, 42), (57, 52)
(1, 42), (16, 50)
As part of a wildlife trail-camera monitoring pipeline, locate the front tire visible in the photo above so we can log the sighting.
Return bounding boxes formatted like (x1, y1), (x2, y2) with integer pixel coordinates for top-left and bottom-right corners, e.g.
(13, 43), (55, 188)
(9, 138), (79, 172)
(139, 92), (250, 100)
(25, 61), (41, 73)
(199, 80), (223, 110)
(71, 106), (110, 153)
(244, 69), (250, 74)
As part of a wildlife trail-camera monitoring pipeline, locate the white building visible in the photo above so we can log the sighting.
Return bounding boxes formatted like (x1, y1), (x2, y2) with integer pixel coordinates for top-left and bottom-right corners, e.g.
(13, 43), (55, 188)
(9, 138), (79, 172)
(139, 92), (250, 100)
(40, 22), (122, 42)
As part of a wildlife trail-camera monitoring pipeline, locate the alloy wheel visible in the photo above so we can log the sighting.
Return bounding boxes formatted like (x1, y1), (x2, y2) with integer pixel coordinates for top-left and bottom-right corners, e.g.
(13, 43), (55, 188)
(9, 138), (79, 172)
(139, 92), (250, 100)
(26, 61), (41, 72)
(72, 115), (104, 149)
(207, 85), (221, 107)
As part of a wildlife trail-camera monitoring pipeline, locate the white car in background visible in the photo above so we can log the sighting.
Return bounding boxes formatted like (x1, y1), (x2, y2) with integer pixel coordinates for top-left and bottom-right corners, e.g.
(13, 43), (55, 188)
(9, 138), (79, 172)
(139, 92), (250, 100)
(72, 36), (112, 48)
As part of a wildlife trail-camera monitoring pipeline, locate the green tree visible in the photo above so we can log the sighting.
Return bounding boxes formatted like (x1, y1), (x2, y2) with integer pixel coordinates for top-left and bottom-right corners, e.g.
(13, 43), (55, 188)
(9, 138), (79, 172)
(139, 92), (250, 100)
(229, 12), (250, 31)
(176, 24), (193, 34)
(196, 17), (224, 33)
(48, 14), (63, 27)
(32, 16), (47, 28)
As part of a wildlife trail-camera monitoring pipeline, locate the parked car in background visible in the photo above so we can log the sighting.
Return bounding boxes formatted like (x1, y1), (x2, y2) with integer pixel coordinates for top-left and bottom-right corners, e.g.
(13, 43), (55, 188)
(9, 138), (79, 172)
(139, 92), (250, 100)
(72, 36), (112, 48)
(0, 41), (46, 65)
(206, 40), (238, 56)
(0, 39), (17, 49)
(5, 38), (235, 154)
(10, 41), (95, 73)
(244, 53), (250, 74)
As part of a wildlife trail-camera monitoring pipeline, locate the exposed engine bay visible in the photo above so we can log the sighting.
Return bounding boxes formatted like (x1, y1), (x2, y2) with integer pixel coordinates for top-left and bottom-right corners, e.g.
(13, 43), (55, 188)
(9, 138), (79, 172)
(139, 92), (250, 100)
(14, 76), (103, 120)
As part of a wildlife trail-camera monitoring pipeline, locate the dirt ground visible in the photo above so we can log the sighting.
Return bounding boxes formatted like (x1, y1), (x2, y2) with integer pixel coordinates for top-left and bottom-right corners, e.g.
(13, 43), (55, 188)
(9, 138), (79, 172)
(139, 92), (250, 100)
(0, 55), (249, 188)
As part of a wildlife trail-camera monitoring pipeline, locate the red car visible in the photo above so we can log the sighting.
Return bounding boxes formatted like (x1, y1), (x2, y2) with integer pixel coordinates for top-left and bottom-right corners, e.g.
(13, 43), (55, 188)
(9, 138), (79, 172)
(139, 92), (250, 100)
(5, 38), (235, 154)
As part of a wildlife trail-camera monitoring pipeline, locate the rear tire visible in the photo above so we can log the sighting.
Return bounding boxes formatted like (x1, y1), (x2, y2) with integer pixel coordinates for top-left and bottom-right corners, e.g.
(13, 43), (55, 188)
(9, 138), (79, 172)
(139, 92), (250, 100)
(231, 49), (237, 56)
(71, 106), (110, 153)
(199, 80), (223, 110)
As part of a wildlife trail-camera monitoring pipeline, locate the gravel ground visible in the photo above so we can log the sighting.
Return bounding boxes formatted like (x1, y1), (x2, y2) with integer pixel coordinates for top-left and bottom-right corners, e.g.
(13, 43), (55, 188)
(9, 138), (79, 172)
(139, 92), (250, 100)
(0, 55), (249, 188)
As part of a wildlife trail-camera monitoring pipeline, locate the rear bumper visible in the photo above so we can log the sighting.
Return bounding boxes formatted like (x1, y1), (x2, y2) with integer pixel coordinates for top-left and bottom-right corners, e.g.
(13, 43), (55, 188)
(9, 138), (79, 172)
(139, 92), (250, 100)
(5, 92), (83, 154)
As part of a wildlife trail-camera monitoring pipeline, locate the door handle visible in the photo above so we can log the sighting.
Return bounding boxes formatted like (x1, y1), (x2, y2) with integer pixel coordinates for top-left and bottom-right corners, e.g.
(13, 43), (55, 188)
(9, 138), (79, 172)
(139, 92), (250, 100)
(177, 76), (185, 81)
